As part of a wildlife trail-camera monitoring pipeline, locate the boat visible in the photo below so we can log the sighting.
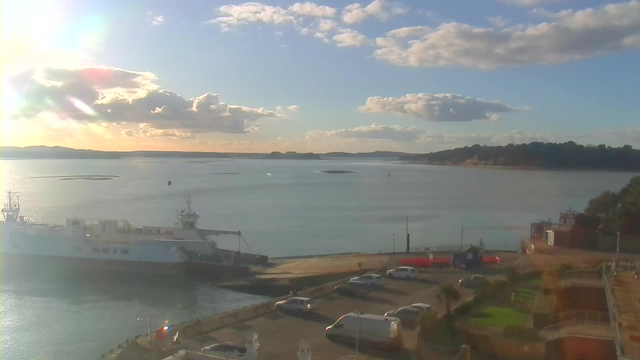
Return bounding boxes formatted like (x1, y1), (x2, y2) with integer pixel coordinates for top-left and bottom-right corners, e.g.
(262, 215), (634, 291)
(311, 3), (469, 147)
(0, 192), (263, 277)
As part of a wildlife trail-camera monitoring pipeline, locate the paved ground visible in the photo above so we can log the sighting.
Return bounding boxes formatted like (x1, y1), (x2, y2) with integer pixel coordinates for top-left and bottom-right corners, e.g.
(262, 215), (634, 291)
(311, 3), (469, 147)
(192, 269), (506, 360)
(257, 251), (521, 279)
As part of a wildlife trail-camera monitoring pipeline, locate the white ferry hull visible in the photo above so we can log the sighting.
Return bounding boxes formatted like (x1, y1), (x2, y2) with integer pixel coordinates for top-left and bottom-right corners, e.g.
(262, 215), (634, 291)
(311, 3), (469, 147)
(0, 252), (185, 276)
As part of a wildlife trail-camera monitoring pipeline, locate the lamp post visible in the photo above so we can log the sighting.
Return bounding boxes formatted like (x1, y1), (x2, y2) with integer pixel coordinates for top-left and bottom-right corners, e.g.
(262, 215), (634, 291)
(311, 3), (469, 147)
(615, 231), (621, 273)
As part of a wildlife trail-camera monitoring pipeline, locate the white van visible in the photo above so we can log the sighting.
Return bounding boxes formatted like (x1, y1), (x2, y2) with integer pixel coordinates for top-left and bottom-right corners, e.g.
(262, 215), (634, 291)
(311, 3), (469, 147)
(325, 313), (402, 349)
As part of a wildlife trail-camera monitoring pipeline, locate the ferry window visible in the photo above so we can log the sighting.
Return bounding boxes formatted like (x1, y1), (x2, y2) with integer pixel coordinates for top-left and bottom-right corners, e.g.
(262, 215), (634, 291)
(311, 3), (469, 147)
(102, 248), (109, 253)
(121, 249), (129, 255)
(93, 248), (99, 253)
(75, 246), (82, 252)
(101, 223), (107, 232)
(112, 249), (117, 254)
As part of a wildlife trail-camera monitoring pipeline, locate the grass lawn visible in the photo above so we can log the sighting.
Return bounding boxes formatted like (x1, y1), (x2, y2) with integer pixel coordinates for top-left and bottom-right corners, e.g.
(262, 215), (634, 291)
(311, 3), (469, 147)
(515, 288), (536, 302)
(470, 306), (527, 327)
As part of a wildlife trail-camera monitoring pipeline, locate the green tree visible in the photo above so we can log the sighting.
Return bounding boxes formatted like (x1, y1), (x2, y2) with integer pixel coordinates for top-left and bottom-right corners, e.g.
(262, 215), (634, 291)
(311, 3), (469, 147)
(504, 267), (520, 285)
(585, 191), (620, 217)
(584, 176), (640, 235)
(618, 176), (640, 234)
(437, 284), (461, 316)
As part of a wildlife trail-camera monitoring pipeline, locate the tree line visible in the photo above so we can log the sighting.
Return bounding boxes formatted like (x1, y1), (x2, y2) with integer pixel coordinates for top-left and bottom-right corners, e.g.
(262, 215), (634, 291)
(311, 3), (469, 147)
(402, 142), (640, 170)
(585, 176), (640, 235)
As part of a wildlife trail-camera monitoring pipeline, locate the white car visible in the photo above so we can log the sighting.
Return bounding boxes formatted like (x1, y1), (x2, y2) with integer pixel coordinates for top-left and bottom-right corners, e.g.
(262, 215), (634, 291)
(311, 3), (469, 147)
(350, 274), (385, 287)
(275, 297), (314, 313)
(386, 266), (417, 279)
(201, 342), (247, 359)
(410, 303), (434, 313)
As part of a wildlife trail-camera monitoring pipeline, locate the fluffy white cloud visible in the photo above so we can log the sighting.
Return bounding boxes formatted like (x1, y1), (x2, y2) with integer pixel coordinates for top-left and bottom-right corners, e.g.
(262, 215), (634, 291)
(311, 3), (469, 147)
(307, 123), (426, 141)
(289, 2), (337, 17)
(500, 0), (565, 7)
(207, 2), (369, 48)
(316, 18), (338, 32)
(8, 66), (282, 135)
(386, 26), (431, 38)
(375, 0), (640, 69)
(121, 125), (195, 139)
(342, 0), (408, 24)
(332, 28), (370, 47)
(207, 2), (337, 32)
(286, 105), (300, 112)
(359, 93), (524, 122)
(146, 12), (165, 26)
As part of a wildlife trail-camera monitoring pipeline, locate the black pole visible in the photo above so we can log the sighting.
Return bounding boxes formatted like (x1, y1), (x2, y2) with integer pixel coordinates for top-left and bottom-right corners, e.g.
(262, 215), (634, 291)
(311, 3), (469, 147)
(406, 216), (410, 253)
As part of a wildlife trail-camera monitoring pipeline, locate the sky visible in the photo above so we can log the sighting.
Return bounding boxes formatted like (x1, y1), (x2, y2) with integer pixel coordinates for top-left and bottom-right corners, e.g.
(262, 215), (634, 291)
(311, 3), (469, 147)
(1, 0), (639, 153)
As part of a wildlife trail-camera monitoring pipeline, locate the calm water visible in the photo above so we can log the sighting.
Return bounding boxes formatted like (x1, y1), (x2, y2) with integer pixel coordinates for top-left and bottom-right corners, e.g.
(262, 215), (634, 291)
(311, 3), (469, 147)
(1, 158), (636, 359)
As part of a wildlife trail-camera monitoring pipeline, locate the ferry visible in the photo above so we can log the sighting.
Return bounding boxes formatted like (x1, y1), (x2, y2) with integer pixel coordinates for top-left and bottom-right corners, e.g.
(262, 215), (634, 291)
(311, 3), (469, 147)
(0, 192), (260, 277)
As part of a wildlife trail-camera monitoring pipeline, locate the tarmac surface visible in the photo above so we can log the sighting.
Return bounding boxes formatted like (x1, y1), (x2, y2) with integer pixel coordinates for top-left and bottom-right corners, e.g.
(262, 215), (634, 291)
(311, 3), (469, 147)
(188, 267), (507, 360)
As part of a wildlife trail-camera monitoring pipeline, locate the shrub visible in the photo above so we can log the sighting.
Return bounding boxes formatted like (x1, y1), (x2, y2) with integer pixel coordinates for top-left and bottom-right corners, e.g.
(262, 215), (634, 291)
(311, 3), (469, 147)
(502, 325), (541, 341)
(455, 301), (474, 316)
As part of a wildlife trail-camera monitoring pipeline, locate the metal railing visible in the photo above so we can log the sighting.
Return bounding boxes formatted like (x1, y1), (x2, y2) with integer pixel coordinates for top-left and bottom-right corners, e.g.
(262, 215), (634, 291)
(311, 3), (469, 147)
(554, 309), (610, 325)
(540, 319), (615, 340)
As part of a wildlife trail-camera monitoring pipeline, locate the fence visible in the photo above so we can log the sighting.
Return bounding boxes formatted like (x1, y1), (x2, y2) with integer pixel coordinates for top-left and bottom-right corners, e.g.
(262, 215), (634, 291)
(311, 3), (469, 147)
(554, 309), (610, 325)
(540, 319), (615, 340)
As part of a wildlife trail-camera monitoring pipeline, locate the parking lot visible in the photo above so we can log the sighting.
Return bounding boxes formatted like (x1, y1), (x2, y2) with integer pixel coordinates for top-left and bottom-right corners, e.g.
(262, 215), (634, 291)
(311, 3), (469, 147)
(194, 270), (484, 360)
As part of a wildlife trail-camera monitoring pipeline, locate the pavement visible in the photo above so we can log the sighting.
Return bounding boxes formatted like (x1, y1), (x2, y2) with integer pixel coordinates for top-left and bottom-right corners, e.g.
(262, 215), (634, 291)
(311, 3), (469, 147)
(188, 269), (505, 360)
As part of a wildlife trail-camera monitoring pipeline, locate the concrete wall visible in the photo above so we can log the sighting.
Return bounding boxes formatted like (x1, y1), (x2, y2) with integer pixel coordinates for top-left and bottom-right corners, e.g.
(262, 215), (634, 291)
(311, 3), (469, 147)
(598, 234), (640, 253)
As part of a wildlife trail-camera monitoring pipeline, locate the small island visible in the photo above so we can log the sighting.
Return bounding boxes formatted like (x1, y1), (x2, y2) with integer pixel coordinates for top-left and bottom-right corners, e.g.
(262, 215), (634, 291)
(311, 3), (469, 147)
(320, 170), (356, 174)
(263, 151), (321, 160)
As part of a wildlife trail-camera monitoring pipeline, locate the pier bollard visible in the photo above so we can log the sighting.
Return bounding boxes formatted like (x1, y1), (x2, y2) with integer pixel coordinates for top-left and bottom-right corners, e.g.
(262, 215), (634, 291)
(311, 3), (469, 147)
(297, 340), (312, 360)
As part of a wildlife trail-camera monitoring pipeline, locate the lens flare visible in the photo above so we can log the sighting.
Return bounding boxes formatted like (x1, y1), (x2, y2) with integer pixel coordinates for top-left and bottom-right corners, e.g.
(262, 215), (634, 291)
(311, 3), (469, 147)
(67, 96), (96, 116)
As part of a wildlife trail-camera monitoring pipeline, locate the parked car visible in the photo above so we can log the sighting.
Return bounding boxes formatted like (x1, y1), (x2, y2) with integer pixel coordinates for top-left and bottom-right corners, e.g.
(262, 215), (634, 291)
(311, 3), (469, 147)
(384, 306), (422, 328)
(458, 275), (486, 288)
(386, 266), (417, 279)
(201, 342), (247, 359)
(274, 297), (314, 313)
(350, 274), (385, 287)
(410, 303), (434, 314)
(325, 313), (402, 349)
(334, 281), (370, 297)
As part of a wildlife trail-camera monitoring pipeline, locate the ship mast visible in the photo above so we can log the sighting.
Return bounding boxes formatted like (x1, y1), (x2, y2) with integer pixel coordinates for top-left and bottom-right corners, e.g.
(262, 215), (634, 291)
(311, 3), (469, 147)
(178, 194), (199, 230)
(2, 191), (20, 222)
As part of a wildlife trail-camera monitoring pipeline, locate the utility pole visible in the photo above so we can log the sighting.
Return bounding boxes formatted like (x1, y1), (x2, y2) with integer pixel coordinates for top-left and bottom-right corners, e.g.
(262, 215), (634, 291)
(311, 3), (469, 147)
(615, 231), (621, 273)
(460, 224), (464, 251)
(355, 313), (361, 356)
(392, 233), (395, 253)
(406, 216), (410, 253)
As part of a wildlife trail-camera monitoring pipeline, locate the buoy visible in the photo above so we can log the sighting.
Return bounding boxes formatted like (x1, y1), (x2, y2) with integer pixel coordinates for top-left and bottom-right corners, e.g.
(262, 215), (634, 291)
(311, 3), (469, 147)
(168, 180), (172, 186)
(388, 173), (391, 177)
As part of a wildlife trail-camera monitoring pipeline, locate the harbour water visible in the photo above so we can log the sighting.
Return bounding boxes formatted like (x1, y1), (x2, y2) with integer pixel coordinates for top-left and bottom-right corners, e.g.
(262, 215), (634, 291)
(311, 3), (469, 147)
(1, 158), (636, 359)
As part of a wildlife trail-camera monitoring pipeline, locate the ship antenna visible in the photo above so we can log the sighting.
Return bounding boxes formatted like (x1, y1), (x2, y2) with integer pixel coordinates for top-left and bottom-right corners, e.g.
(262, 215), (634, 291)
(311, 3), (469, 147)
(187, 194), (192, 214)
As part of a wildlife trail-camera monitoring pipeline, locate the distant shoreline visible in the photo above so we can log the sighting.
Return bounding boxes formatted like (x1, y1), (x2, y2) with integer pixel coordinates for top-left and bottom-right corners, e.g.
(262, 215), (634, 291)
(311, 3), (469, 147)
(403, 161), (640, 173)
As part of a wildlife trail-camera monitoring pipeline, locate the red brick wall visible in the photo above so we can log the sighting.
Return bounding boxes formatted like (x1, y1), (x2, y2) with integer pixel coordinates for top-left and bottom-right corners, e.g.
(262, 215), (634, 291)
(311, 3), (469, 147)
(554, 287), (608, 313)
(545, 337), (616, 360)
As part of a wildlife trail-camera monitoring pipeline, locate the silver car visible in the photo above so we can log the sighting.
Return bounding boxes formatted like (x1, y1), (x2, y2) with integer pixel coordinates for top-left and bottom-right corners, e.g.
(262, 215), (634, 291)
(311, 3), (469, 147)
(201, 342), (247, 359)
